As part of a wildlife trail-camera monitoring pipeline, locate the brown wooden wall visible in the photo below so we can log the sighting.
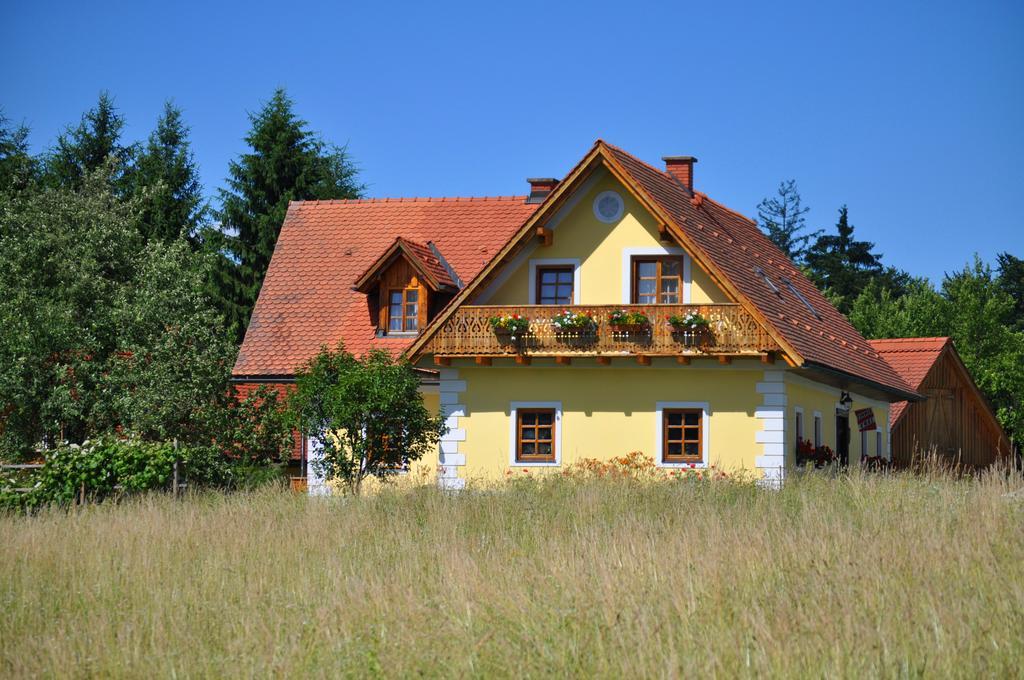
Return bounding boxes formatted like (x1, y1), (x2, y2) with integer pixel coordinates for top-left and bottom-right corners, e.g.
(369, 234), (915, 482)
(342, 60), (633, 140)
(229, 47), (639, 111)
(891, 351), (1010, 468)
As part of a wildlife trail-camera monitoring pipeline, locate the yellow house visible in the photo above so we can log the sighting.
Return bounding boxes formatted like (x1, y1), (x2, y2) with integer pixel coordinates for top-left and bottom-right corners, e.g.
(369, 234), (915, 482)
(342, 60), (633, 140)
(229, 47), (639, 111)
(232, 141), (919, 488)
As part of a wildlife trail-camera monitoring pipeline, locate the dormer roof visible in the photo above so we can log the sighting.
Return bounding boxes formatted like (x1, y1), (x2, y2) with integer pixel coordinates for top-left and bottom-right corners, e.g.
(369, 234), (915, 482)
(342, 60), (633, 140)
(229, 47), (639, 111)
(354, 237), (459, 293)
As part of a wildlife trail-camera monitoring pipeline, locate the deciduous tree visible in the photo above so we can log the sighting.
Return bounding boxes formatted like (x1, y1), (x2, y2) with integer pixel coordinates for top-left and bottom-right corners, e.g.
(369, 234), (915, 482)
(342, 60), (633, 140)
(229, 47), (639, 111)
(290, 344), (445, 495)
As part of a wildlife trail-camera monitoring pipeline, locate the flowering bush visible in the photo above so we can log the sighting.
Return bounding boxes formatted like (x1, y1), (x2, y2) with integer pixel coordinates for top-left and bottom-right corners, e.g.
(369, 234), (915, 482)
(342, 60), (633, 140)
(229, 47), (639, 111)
(488, 314), (530, 339)
(608, 309), (650, 326)
(796, 438), (837, 468)
(667, 311), (710, 330)
(551, 309), (596, 331)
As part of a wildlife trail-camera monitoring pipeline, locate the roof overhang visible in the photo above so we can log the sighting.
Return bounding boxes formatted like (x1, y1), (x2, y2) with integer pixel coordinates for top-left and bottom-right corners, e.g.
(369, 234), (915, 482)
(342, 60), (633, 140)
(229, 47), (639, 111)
(798, 361), (923, 403)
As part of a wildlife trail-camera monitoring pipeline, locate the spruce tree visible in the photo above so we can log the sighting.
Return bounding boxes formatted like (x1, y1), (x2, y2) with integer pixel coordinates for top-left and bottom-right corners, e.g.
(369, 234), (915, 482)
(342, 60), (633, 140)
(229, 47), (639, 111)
(44, 91), (136, 192)
(804, 206), (886, 313)
(757, 180), (817, 263)
(134, 102), (206, 244)
(212, 88), (363, 341)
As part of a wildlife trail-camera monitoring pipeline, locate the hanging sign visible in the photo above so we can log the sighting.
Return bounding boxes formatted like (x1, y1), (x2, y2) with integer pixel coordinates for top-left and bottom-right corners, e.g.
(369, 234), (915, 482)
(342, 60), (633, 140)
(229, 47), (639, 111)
(855, 408), (877, 432)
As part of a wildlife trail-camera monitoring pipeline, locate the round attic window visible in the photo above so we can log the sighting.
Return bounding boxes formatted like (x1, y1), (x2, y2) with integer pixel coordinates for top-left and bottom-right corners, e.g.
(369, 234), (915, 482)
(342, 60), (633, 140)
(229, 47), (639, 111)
(593, 191), (624, 223)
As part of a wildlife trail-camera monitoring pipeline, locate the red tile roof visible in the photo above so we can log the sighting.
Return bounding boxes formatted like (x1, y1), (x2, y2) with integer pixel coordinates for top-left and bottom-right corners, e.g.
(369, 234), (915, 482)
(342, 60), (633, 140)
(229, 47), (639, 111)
(599, 142), (916, 397)
(869, 337), (951, 422)
(233, 197), (537, 376)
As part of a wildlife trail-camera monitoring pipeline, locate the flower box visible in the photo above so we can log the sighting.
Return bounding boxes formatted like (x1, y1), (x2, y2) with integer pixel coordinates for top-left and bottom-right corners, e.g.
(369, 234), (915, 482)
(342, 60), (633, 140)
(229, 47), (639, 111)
(608, 310), (651, 334)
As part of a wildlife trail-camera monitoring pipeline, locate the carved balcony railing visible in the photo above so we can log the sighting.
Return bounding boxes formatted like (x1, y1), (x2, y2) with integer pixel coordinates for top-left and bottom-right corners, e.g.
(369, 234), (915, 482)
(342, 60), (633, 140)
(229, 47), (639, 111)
(426, 304), (779, 358)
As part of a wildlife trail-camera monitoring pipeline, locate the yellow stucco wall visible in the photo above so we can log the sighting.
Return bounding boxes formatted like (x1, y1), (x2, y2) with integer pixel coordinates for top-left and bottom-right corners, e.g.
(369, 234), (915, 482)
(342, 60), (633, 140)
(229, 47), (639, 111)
(478, 170), (727, 306)
(784, 376), (890, 466)
(439, 360), (767, 480)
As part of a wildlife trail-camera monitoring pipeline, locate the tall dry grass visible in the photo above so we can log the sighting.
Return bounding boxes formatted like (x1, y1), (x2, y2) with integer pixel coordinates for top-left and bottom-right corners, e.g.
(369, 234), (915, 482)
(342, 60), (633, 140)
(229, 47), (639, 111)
(1, 470), (1023, 678)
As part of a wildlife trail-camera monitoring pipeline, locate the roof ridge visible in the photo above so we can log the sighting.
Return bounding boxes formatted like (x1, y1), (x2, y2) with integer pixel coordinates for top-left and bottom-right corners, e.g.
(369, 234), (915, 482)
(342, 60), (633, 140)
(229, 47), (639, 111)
(290, 196), (528, 206)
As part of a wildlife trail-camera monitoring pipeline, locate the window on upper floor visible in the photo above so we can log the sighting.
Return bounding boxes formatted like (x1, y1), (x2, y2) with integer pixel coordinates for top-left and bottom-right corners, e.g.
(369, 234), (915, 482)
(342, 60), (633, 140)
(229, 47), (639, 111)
(536, 266), (574, 305)
(632, 257), (684, 304)
(388, 287), (419, 332)
(516, 409), (556, 463)
(662, 408), (702, 465)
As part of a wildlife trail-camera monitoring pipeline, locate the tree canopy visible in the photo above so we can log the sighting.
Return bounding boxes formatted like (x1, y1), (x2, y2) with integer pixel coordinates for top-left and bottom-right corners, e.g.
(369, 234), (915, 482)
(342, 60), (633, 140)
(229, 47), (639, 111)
(43, 91), (136, 193)
(290, 345), (445, 495)
(0, 164), (234, 456)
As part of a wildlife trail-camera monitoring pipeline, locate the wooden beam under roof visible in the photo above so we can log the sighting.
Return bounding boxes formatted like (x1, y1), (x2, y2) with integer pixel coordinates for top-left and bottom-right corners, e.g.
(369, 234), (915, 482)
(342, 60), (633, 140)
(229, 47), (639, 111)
(536, 226), (553, 246)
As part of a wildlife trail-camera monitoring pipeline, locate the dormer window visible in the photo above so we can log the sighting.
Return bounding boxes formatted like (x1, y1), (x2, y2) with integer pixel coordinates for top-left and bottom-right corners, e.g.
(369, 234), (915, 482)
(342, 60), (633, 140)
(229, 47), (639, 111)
(388, 288), (420, 332)
(354, 237), (459, 336)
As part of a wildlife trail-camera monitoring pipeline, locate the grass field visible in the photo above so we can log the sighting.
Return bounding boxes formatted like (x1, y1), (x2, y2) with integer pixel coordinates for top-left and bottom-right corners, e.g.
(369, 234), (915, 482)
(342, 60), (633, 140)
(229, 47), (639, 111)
(2, 470), (1023, 678)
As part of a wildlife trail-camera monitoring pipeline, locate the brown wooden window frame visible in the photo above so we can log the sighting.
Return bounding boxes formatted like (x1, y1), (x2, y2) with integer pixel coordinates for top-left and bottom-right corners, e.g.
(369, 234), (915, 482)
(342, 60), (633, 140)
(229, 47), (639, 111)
(387, 287), (420, 333)
(515, 408), (557, 464)
(535, 265), (575, 305)
(631, 256), (685, 304)
(662, 408), (703, 465)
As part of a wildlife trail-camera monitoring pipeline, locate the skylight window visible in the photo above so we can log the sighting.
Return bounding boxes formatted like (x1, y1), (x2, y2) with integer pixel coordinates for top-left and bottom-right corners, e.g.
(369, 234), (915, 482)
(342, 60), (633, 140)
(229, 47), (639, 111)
(754, 266), (781, 296)
(781, 278), (821, 320)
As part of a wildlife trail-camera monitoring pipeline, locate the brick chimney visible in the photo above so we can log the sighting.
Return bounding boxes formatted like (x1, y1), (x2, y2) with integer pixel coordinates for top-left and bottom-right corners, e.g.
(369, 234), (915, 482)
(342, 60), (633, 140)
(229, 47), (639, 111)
(526, 177), (558, 204)
(662, 156), (697, 191)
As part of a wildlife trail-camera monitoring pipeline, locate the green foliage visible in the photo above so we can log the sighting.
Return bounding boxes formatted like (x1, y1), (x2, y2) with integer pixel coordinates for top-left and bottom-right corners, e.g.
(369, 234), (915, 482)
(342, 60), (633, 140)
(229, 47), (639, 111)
(0, 437), (233, 511)
(848, 278), (947, 339)
(0, 111), (36, 192)
(997, 252), (1024, 331)
(208, 88), (364, 342)
(42, 92), (136, 193)
(757, 180), (818, 264)
(290, 345), (445, 495)
(219, 386), (294, 465)
(0, 165), (234, 457)
(133, 102), (207, 245)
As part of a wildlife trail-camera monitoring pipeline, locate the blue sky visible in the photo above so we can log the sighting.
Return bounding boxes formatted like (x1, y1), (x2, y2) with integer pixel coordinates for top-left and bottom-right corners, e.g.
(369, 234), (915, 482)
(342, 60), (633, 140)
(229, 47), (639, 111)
(3, 0), (1022, 282)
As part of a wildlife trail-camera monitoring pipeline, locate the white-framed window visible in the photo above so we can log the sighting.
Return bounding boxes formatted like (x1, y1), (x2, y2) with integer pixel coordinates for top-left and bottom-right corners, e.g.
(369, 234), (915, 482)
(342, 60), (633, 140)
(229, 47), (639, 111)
(620, 247), (691, 304)
(508, 402), (562, 467)
(528, 259), (581, 304)
(813, 411), (822, 448)
(655, 401), (710, 468)
(794, 406), (804, 442)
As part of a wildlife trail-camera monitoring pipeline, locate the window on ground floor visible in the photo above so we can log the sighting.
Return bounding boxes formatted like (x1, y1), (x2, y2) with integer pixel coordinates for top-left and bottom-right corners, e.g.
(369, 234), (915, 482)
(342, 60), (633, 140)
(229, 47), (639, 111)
(662, 408), (703, 465)
(515, 408), (556, 463)
(814, 413), (822, 448)
(795, 409), (804, 442)
(876, 430), (884, 458)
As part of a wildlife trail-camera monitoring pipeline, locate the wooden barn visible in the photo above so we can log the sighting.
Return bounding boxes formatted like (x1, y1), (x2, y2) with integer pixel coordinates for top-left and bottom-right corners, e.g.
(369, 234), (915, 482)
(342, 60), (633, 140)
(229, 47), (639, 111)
(870, 337), (1011, 468)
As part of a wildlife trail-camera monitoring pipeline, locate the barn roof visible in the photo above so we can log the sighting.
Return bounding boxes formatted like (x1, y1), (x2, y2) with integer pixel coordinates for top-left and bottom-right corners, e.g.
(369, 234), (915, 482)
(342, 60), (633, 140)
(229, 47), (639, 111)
(870, 337), (951, 423)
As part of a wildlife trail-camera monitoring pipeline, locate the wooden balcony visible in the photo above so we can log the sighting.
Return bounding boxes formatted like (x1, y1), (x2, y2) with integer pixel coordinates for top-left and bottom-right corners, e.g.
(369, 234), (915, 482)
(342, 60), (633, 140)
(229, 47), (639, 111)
(426, 304), (779, 360)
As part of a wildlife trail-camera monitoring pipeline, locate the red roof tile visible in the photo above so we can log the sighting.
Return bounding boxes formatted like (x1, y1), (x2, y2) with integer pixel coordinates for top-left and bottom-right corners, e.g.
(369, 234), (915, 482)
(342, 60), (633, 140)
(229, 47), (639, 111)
(869, 337), (950, 422)
(233, 197), (537, 376)
(600, 142), (916, 397)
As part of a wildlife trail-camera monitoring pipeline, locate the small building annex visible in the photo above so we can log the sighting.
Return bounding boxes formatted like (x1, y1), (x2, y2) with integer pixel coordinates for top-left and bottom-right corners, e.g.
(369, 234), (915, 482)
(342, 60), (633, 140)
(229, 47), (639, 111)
(870, 337), (1010, 468)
